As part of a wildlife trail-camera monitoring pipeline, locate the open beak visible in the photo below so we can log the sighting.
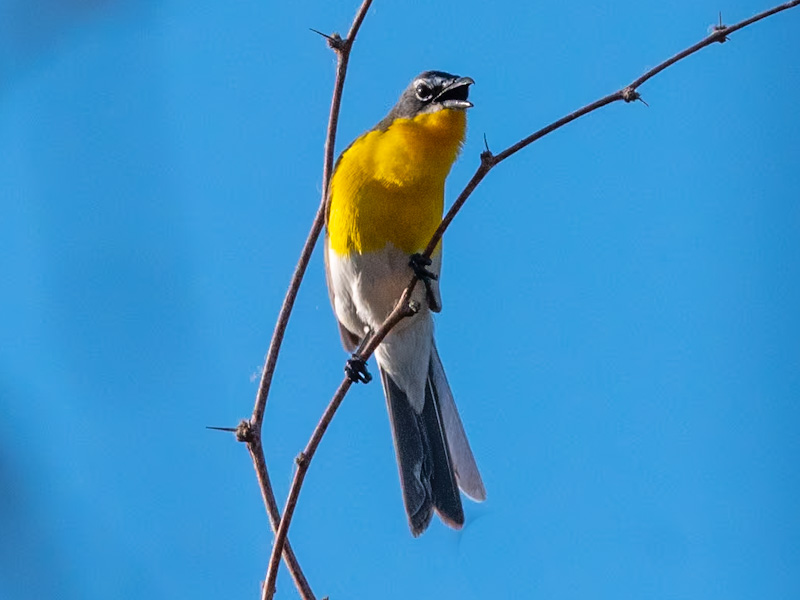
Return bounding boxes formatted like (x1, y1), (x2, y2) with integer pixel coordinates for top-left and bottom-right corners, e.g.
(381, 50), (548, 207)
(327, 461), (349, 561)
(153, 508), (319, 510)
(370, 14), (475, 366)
(434, 76), (474, 109)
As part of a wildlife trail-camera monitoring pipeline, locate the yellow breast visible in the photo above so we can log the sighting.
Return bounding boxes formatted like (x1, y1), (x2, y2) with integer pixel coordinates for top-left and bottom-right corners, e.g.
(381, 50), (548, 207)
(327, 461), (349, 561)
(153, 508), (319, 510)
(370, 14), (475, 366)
(327, 108), (466, 256)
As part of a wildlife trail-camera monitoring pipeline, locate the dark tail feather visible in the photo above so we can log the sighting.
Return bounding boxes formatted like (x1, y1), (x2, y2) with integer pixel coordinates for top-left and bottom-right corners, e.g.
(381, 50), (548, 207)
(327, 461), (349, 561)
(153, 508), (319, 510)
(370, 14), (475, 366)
(422, 371), (465, 529)
(381, 367), (464, 536)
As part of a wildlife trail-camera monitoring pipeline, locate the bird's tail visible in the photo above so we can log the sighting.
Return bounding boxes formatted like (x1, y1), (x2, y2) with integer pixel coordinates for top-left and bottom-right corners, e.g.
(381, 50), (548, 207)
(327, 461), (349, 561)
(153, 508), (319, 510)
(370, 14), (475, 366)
(380, 343), (485, 536)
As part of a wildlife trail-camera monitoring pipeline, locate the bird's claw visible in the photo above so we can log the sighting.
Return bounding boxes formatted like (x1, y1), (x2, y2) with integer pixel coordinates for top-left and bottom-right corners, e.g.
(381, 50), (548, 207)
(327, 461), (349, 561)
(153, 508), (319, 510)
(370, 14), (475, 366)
(409, 253), (438, 282)
(345, 355), (372, 384)
(409, 253), (441, 311)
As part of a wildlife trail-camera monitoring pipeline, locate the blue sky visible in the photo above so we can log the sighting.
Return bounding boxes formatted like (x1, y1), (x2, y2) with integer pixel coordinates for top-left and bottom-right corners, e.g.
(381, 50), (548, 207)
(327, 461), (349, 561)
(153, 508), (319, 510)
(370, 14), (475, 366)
(1, 1), (798, 598)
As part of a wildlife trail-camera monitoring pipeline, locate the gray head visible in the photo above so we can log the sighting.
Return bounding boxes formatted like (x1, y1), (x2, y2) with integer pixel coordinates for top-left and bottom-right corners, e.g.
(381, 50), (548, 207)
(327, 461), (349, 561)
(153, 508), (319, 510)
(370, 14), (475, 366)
(376, 71), (474, 130)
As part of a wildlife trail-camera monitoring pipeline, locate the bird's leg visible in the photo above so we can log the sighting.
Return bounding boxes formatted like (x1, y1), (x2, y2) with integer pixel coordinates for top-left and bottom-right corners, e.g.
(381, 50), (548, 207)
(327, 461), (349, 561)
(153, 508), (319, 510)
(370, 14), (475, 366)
(409, 253), (439, 311)
(345, 330), (373, 384)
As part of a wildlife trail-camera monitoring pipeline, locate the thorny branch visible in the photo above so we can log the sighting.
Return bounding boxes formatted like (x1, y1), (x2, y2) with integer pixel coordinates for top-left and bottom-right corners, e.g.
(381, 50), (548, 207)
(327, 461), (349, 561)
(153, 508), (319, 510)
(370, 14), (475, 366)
(232, 1), (375, 600)
(255, 1), (799, 599)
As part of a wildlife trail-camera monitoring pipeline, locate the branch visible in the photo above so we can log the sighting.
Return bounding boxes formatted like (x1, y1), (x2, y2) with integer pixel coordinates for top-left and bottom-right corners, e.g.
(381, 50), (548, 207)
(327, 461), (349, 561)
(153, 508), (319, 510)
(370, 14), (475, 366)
(262, 1), (799, 596)
(263, 302), (415, 600)
(427, 0), (800, 256)
(246, 5), (374, 600)
(249, 1), (371, 437)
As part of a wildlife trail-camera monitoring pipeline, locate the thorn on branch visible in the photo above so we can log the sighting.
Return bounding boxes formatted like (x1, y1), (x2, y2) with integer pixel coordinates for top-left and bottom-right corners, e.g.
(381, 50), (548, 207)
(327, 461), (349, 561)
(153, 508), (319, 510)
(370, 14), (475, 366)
(480, 149), (497, 168)
(309, 27), (334, 42)
(483, 133), (491, 153)
(330, 33), (347, 51)
(711, 12), (730, 43)
(235, 420), (255, 443)
(621, 86), (641, 103)
(310, 28), (346, 51)
(207, 421), (254, 443)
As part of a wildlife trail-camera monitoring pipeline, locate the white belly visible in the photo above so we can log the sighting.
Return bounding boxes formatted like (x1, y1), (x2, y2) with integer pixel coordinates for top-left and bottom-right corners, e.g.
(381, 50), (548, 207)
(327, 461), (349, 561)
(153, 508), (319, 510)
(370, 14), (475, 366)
(326, 242), (432, 336)
(326, 241), (436, 410)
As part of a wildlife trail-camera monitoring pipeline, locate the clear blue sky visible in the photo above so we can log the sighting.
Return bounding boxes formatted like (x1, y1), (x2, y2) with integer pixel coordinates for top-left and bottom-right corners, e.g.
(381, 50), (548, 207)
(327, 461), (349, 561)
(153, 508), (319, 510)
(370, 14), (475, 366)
(2, 1), (798, 599)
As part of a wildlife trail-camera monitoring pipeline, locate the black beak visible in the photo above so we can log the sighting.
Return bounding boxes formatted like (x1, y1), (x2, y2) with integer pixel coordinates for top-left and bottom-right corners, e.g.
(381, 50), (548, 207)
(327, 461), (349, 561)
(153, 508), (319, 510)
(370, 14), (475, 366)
(434, 76), (474, 109)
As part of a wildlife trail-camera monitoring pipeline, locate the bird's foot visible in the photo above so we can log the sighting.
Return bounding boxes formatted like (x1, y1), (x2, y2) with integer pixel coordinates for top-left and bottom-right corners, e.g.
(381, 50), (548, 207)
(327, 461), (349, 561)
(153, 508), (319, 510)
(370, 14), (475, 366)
(409, 253), (438, 283)
(345, 355), (372, 384)
(409, 253), (440, 312)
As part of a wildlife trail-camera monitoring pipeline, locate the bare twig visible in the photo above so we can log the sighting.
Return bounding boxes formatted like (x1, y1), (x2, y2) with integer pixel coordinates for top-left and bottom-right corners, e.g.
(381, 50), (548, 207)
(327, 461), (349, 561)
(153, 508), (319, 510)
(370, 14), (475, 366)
(262, 2), (799, 596)
(248, 4), (374, 599)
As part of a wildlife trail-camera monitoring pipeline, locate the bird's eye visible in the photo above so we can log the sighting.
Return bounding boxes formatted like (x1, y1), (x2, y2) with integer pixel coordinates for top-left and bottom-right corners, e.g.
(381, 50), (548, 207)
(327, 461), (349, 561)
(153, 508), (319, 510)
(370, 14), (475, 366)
(415, 82), (434, 102)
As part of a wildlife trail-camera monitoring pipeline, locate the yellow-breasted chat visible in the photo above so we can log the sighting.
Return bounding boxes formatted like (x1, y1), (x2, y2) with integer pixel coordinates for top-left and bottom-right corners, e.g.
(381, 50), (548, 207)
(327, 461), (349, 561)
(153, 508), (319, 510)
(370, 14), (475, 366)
(325, 71), (486, 536)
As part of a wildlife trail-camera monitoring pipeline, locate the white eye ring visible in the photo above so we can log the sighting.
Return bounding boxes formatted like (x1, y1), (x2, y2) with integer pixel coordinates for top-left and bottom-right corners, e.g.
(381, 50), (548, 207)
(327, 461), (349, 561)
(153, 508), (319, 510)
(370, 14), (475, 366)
(415, 81), (434, 101)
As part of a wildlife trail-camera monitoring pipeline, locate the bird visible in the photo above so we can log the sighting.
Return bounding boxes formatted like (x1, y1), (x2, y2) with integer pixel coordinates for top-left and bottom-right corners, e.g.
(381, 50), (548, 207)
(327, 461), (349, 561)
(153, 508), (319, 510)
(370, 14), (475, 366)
(324, 70), (486, 536)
